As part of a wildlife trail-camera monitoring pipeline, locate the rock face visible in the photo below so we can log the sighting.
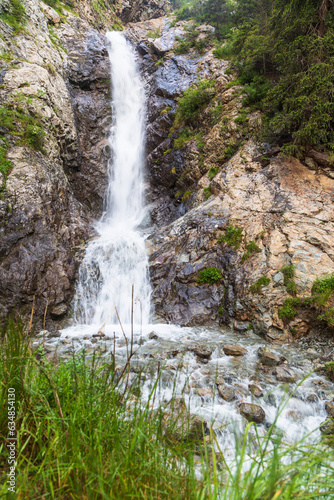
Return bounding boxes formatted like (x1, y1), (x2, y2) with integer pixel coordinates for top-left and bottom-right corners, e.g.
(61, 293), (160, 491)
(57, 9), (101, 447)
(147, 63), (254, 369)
(0, 0), (113, 320)
(120, 0), (170, 23)
(125, 18), (334, 339)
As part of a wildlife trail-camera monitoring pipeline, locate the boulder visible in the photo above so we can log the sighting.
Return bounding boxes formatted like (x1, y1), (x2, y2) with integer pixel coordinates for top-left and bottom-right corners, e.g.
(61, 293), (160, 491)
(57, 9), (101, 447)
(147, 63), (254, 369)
(258, 347), (280, 367)
(223, 344), (248, 356)
(325, 400), (334, 418)
(273, 366), (298, 383)
(240, 403), (265, 424)
(320, 419), (334, 436)
(248, 384), (263, 398)
(188, 344), (212, 359)
(217, 384), (235, 402)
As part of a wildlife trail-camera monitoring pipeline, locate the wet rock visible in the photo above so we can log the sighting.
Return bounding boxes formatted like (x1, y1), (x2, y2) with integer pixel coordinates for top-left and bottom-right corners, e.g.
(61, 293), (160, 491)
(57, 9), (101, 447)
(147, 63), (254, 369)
(325, 400), (334, 418)
(286, 410), (302, 421)
(217, 384), (235, 402)
(172, 414), (208, 442)
(91, 338), (98, 344)
(320, 419), (334, 436)
(223, 344), (247, 356)
(258, 348), (280, 367)
(197, 388), (213, 397)
(306, 393), (318, 403)
(249, 384), (263, 398)
(234, 321), (249, 332)
(265, 394), (277, 406)
(239, 403), (265, 424)
(61, 339), (71, 345)
(149, 331), (159, 340)
(188, 344), (212, 359)
(273, 366), (298, 383)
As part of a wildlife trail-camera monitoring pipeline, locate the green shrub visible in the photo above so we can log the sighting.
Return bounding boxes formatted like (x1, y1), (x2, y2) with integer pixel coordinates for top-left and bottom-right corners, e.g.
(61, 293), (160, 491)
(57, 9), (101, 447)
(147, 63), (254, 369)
(221, 142), (237, 161)
(318, 308), (334, 327)
(209, 104), (223, 124)
(182, 190), (192, 202)
(278, 298), (301, 321)
(174, 127), (193, 149)
(203, 186), (212, 199)
(164, 148), (172, 156)
(173, 79), (215, 128)
(281, 264), (297, 297)
(241, 241), (261, 263)
(311, 274), (334, 307)
(219, 224), (243, 249)
(208, 167), (218, 179)
(147, 27), (162, 39)
(250, 276), (270, 294)
(196, 267), (222, 284)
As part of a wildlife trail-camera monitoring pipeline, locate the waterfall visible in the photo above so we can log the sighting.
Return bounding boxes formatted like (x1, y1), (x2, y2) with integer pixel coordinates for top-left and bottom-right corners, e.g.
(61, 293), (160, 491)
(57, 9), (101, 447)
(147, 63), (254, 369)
(73, 32), (151, 327)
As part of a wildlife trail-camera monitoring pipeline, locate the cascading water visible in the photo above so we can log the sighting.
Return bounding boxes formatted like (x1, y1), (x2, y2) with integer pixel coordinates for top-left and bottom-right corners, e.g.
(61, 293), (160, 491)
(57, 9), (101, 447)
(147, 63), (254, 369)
(74, 32), (151, 328)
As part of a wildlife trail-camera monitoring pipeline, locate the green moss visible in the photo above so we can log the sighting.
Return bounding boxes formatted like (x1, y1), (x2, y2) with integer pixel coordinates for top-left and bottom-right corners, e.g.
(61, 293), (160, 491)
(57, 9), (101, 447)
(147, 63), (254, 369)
(311, 274), (334, 307)
(318, 308), (334, 327)
(241, 241), (261, 263)
(203, 186), (212, 199)
(208, 167), (218, 180)
(0, 52), (14, 62)
(219, 224), (243, 249)
(197, 267), (222, 284)
(221, 142), (237, 162)
(182, 190), (192, 202)
(0, 139), (12, 190)
(195, 131), (205, 151)
(250, 276), (270, 294)
(278, 298), (301, 321)
(161, 106), (172, 115)
(163, 149), (172, 156)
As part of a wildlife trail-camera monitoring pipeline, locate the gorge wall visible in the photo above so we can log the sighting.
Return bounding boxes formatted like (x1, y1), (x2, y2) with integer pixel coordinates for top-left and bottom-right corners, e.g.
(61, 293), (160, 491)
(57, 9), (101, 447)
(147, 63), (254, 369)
(1, 0), (334, 343)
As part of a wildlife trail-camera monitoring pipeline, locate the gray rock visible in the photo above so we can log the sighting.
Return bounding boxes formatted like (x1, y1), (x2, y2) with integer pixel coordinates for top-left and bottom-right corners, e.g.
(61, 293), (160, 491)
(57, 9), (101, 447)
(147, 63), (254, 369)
(217, 384), (235, 402)
(240, 403), (265, 424)
(274, 366), (298, 383)
(258, 348), (280, 367)
(223, 344), (247, 356)
(188, 343), (212, 359)
(249, 384), (263, 398)
(325, 400), (334, 418)
(320, 419), (334, 436)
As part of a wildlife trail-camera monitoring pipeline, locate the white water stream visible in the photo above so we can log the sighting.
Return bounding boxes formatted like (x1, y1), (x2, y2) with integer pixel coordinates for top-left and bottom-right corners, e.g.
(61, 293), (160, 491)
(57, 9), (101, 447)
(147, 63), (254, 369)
(59, 32), (333, 471)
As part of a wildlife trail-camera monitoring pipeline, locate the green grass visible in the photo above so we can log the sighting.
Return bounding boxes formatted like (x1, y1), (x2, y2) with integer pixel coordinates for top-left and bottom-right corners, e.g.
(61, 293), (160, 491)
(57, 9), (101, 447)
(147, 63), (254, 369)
(241, 241), (261, 263)
(250, 276), (270, 294)
(208, 167), (218, 179)
(1, 318), (334, 498)
(219, 224), (243, 249)
(196, 267), (222, 284)
(203, 186), (212, 199)
(182, 190), (192, 202)
(0, 0), (26, 34)
(311, 274), (334, 307)
(172, 79), (215, 130)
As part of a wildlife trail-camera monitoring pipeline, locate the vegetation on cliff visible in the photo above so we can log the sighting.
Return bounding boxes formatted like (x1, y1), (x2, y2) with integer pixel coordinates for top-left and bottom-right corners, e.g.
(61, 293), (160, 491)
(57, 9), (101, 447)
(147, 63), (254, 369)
(172, 0), (334, 159)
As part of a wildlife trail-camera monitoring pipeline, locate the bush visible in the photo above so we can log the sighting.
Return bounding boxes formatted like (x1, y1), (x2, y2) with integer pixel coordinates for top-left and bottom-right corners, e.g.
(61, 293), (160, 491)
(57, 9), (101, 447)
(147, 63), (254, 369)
(196, 266), (222, 284)
(311, 274), (334, 307)
(208, 167), (218, 179)
(219, 224), (243, 249)
(173, 79), (215, 128)
(203, 186), (212, 199)
(182, 190), (192, 202)
(282, 264), (297, 297)
(278, 298), (301, 321)
(0, 0), (26, 34)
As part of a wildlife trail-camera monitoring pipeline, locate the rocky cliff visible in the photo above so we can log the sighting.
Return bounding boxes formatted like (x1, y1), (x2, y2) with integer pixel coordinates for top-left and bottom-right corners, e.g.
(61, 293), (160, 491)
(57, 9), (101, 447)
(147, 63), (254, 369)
(1, 1), (333, 342)
(125, 18), (334, 341)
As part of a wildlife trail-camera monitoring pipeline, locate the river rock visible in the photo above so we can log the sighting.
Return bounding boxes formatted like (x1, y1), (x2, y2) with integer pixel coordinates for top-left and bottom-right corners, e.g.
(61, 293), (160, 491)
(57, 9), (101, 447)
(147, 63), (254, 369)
(197, 388), (213, 397)
(149, 331), (159, 340)
(223, 344), (247, 356)
(325, 400), (334, 418)
(188, 344), (212, 359)
(258, 348), (280, 367)
(320, 419), (334, 436)
(239, 403), (266, 424)
(273, 366), (298, 383)
(249, 384), (263, 398)
(217, 384), (235, 402)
